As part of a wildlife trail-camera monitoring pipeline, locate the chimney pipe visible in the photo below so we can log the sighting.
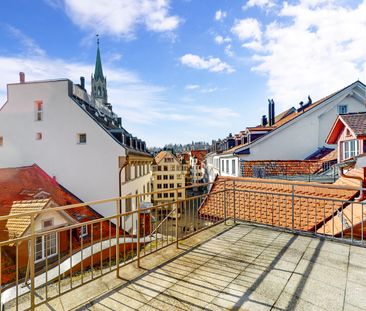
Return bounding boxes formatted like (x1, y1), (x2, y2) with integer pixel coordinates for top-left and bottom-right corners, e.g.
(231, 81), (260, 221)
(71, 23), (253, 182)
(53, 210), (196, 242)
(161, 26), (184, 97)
(19, 72), (25, 83)
(261, 115), (268, 127)
(268, 99), (273, 126)
(271, 99), (275, 126)
(80, 76), (85, 89)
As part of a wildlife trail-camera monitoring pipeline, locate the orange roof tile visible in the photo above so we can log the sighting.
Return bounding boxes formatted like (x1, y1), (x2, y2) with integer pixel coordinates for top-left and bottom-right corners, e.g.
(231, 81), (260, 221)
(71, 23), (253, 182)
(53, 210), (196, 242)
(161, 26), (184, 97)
(0, 164), (116, 241)
(200, 175), (359, 232)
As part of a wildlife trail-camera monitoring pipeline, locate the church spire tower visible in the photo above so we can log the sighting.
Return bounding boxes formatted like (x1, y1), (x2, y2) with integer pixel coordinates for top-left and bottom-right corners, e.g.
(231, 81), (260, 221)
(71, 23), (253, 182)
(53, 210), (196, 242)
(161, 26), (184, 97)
(91, 35), (108, 105)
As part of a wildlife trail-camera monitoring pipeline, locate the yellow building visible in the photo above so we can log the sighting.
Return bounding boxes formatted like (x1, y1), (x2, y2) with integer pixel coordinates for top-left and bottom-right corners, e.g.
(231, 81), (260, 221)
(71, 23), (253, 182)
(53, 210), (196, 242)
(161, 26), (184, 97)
(151, 151), (186, 205)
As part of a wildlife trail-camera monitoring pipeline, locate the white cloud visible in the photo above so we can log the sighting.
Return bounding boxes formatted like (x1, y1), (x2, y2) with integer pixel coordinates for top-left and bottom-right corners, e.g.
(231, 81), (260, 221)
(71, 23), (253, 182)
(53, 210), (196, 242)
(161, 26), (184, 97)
(180, 54), (235, 73)
(185, 84), (200, 90)
(243, 0), (276, 10)
(215, 10), (227, 21)
(6, 26), (46, 57)
(231, 18), (262, 41)
(249, 0), (366, 109)
(214, 35), (231, 45)
(59, 0), (181, 38)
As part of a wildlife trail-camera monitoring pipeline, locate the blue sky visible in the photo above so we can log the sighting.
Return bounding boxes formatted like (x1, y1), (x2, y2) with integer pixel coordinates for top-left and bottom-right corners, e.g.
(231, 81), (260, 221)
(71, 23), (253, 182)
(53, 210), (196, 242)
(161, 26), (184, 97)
(0, 0), (365, 146)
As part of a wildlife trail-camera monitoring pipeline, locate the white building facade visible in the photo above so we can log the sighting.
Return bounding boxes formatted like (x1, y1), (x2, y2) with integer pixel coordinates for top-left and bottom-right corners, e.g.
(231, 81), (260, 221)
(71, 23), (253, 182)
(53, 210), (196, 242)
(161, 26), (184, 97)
(0, 44), (153, 227)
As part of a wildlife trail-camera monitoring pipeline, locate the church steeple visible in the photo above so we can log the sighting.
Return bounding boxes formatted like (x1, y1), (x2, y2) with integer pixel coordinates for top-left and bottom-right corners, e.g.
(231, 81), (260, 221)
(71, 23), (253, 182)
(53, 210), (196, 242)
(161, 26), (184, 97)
(91, 35), (108, 105)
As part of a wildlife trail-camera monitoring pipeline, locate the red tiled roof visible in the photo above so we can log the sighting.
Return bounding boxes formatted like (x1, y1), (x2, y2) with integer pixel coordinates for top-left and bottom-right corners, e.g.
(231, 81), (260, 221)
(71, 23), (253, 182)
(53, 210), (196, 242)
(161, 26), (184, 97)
(200, 175), (359, 232)
(0, 164), (109, 241)
(191, 150), (208, 165)
(341, 113), (366, 137)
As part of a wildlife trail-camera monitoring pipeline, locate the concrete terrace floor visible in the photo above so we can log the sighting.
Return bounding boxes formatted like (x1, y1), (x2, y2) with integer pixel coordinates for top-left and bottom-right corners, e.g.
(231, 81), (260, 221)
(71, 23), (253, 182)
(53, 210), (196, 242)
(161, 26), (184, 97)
(28, 222), (366, 311)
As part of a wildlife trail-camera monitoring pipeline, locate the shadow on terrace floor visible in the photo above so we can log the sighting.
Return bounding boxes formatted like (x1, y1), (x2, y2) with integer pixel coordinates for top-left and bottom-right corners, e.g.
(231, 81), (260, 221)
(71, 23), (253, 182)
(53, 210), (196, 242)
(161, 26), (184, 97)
(27, 222), (366, 311)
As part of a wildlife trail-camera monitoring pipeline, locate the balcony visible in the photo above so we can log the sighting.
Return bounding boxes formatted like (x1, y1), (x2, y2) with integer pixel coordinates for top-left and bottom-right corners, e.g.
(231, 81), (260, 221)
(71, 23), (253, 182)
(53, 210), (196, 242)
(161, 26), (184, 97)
(1, 180), (366, 310)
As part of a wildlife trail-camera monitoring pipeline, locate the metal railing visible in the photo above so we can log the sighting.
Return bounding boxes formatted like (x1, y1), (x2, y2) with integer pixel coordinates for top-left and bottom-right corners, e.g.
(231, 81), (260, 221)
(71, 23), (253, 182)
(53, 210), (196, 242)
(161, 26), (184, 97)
(0, 182), (225, 310)
(200, 178), (366, 246)
(2, 177), (366, 310)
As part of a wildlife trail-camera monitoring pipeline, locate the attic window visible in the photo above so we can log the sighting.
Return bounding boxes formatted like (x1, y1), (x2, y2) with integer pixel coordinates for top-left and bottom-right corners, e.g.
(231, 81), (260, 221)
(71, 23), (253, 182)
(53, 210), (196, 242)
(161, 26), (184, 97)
(35, 100), (43, 121)
(77, 133), (87, 144)
(43, 218), (54, 228)
(36, 132), (43, 140)
(338, 105), (347, 114)
(80, 225), (88, 237)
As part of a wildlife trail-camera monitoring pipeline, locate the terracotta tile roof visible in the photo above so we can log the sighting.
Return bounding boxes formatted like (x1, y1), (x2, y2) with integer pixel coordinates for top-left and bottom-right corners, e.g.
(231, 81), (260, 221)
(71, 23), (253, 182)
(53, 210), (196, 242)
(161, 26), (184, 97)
(191, 150), (208, 165)
(154, 151), (168, 164)
(340, 112), (366, 137)
(0, 164), (110, 241)
(305, 147), (336, 161)
(199, 175), (358, 232)
(6, 199), (51, 239)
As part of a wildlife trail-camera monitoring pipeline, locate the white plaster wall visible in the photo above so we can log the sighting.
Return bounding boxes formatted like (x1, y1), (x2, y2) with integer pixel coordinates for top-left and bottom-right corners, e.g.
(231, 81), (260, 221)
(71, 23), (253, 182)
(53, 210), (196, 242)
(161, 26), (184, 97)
(0, 80), (127, 218)
(238, 95), (365, 161)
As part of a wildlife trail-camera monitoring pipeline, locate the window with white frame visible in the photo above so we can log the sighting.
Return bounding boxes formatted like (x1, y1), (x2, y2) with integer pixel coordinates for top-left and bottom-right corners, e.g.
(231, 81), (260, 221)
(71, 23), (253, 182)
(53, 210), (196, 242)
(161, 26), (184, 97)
(232, 159), (236, 175)
(80, 225), (88, 237)
(35, 100), (43, 121)
(342, 140), (359, 160)
(338, 105), (348, 114)
(77, 133), (87, 144)
(35, 218), (57, 262)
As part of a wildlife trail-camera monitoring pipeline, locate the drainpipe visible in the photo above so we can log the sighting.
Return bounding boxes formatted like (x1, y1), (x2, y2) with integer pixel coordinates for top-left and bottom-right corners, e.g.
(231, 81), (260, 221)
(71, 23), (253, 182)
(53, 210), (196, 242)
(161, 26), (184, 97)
(118, 154), (130, 227)
(339, 164), (365, 202)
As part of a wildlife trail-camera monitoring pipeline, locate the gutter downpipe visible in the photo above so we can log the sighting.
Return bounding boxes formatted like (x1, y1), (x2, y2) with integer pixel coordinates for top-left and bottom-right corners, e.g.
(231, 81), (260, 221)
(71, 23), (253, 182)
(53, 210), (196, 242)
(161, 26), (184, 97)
(118, 154), (130, 225)
(338, 159), (365, 202)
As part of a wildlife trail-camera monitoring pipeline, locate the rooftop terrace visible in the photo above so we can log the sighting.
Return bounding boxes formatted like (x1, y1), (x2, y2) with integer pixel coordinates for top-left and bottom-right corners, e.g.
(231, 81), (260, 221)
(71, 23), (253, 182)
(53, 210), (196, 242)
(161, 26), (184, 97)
(8, 221), (366, 310)
(1, 178), (366, 310)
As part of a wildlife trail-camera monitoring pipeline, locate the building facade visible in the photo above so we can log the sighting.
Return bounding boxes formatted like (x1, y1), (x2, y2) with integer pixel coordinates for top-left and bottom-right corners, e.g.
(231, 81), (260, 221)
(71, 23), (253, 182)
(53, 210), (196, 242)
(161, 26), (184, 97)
(151, 151), (186, 206)
(0, 42), (153, 226)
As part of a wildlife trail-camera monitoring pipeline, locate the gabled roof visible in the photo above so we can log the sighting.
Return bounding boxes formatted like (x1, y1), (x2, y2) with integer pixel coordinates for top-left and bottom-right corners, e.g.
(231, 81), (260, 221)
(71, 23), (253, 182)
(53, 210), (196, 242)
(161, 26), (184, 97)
(327, 112), (366, 144)
(234, 80), (366, 155)
(0, 164), (107, 241)
(154, 150), (180, 164)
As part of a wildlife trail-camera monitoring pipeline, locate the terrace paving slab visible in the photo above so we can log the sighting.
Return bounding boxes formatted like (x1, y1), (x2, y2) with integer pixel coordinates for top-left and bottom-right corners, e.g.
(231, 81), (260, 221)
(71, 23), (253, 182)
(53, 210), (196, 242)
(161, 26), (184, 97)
(6, 221), (366, 310)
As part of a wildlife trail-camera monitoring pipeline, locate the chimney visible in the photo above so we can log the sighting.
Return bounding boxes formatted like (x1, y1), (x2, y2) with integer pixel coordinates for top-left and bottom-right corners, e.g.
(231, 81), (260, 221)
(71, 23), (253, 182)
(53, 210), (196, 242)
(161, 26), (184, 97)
(117, 117), (122, 127)
(268, 99), (273, 126)
(271, 99), (275, 125)
(19, 72), (25, 83)
(261, 115), (268, 127)
(80, 76), (85, 89)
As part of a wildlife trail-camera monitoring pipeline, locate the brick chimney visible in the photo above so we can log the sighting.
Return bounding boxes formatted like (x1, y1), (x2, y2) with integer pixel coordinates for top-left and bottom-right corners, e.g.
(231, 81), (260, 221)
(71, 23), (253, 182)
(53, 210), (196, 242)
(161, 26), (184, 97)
(19, 72), (25, 83)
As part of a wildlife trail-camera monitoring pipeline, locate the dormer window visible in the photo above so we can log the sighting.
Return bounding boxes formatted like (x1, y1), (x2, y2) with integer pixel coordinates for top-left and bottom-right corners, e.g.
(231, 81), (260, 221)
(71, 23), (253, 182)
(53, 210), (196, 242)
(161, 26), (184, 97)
(35, 100), (43, 121)
(342, 140), (359, 160)
(77, 133), (87, 144)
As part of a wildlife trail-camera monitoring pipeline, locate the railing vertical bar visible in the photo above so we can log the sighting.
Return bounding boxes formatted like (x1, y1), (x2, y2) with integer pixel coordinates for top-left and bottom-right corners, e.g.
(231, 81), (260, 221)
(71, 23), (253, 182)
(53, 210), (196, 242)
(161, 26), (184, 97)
(291, 184), (295, 230)
(315, 201), (318, 236)
(123, 214), (126, 264)
(45, 232), (49, 301)
(0, 245), (2, 309)
(116, 200), (121, 277)
(81, 227), (84, 284)
(341, 202), (344, 240)
(224, 180), (227, 224)
(58, 231), (61, 295)
(351, 202), (354, 243)
(30, 214), (36, 310)
(143, 202), (146, 256)
(323, 200), (326, 236)
(16, 242), (19, 311)
(362, 203), (364, 244)
(91, 223), (94, 279)
(155, 207), (158, 252)
(176, 190), (179, 248)
(69, 228), (73, 289)
(109, 221), (112, 272)
(332, 200), (335, 239)
(137, 199), (141, 268)
(100, 220), (103, 276)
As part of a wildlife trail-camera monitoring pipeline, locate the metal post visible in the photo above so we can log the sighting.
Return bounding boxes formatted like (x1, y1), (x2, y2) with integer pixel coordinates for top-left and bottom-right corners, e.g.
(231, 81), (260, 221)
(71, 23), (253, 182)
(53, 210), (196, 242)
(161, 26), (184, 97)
(137, 197), (141, 268)
(224, 180), (227, 225)
(30, 214), (36, 310)
(233, 180), (236, 224)
(175, 189), (179, 249)
(116, 200), (121, 278)
(291, 184), (295, 230)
